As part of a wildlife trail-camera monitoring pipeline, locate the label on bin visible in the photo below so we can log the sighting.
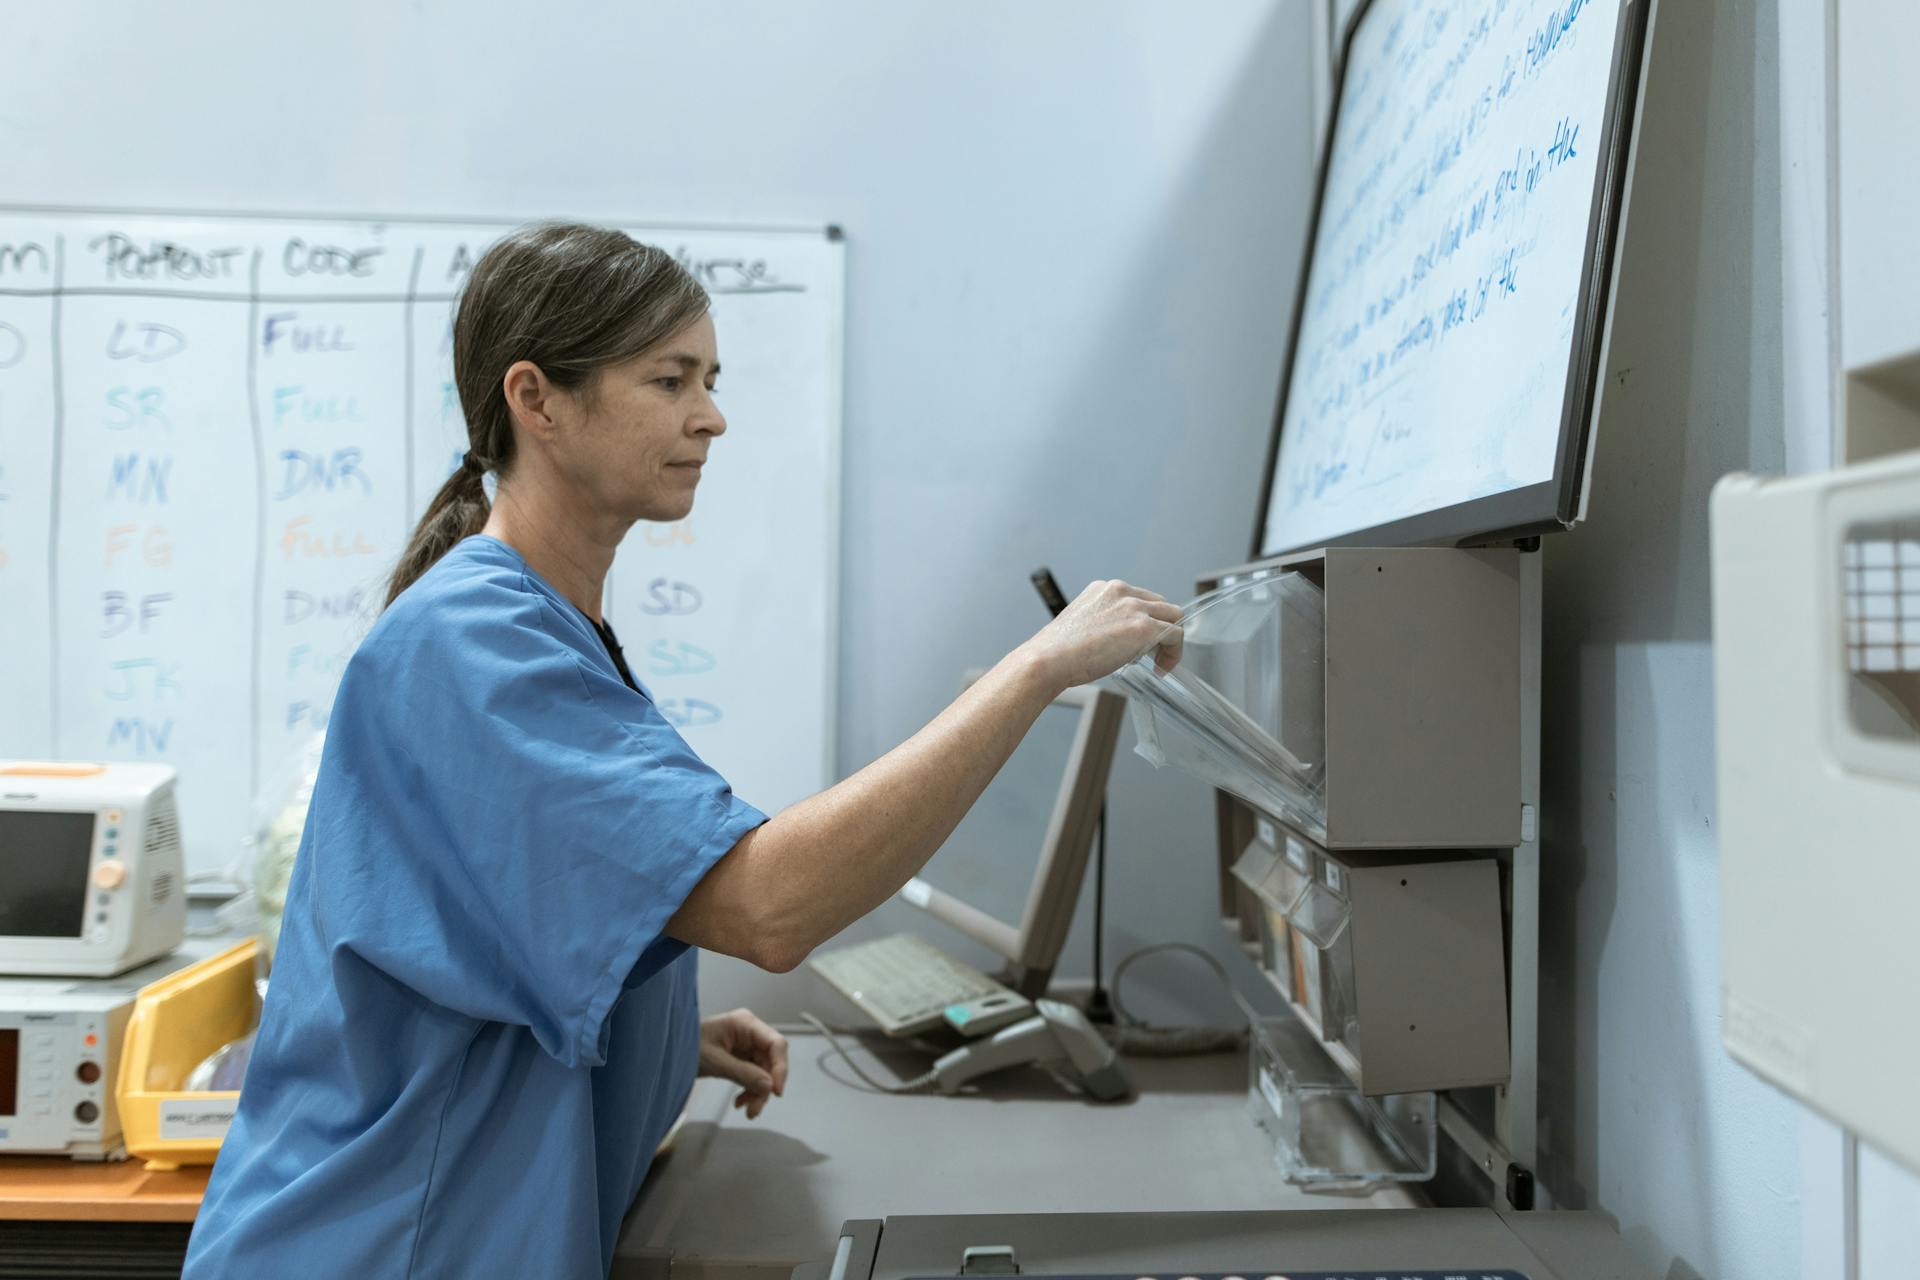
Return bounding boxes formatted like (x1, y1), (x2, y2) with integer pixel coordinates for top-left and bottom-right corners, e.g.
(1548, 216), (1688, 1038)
(1283, 833), (1312, 873)
(1257, 1066), (1286, 1120)
(159, 1098), (237, 1142)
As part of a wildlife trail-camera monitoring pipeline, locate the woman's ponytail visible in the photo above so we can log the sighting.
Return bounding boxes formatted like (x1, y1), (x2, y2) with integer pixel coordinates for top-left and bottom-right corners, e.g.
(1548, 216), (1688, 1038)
(384, 459), (491, 607)
(378, 223), (709, 609)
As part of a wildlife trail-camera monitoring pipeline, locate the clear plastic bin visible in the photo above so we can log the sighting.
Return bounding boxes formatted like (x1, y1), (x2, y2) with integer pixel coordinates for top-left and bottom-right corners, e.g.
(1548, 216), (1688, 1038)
(1181, 572), (1325, 775)
(1323, 927), (1363, 1053)
(1249, 1012), (1436, 1186)
(1230, 839), (1352, 950)
(1233, 836), (1358, 1053)
(1111, 571), (1326, 839)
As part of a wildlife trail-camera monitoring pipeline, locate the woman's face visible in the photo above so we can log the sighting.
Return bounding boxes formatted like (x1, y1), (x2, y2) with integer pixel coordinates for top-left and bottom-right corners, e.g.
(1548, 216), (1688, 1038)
(557, 313), (726, 525)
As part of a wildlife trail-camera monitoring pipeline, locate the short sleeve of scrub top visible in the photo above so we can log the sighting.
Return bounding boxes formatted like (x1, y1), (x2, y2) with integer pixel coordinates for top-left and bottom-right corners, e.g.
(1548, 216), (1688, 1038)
(183, 535), (768, 1280)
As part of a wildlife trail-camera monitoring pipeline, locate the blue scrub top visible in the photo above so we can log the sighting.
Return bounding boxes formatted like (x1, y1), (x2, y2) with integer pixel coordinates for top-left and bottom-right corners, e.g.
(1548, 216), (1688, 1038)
(184, 535), (768, 1279)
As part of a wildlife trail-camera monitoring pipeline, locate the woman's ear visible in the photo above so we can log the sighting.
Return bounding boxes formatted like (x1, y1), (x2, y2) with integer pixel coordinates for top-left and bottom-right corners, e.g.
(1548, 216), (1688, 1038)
(501, 360), (563, 446)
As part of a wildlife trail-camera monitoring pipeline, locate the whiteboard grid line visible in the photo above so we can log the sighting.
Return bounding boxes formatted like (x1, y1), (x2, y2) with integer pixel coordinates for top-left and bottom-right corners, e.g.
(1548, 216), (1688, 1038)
(403, 246), (424, 537)
(0, 289), (448, 305)
(0, 287), (806, 303)
(46, 236), (65, 755)
(246, 249), (266, 805)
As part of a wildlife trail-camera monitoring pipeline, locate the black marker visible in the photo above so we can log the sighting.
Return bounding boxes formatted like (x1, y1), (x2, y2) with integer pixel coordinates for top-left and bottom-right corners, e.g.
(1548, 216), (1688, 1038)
(1030, 567), (1069, 618)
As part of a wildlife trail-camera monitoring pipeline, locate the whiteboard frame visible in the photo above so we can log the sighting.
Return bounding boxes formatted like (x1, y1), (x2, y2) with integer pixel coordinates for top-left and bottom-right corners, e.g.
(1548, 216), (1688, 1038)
(816, 237), (847, 794)
(1252, 0), (1654, 559)
(1, 204), (848, 865)
(0, 202), (834, 239)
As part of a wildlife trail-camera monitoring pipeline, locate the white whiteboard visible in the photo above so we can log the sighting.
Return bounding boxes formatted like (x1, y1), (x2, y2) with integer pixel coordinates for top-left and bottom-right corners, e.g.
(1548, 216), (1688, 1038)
(0, 210), (843, 878)
(1262, 0), (1634, 555)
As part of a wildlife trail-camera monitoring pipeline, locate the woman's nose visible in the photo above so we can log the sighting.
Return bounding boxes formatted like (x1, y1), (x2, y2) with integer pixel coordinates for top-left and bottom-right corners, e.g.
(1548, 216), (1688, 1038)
(691, 390), (727, 437)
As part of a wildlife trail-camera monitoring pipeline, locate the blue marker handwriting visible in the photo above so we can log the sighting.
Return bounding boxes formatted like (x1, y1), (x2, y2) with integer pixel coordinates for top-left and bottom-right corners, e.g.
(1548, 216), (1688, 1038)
(106, 716), (174, 754)
(107, 454), (170, 504)
(101, 591), (172, 637)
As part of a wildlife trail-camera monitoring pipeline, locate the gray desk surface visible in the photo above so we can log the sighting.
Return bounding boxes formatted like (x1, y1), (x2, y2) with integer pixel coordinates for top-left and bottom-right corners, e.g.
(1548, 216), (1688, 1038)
(614, 1029), (1418, 1280)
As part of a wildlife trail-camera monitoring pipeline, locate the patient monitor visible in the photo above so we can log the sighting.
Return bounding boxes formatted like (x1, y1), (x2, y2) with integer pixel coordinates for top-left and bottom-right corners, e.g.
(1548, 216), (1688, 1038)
(0, 762), (186, 977)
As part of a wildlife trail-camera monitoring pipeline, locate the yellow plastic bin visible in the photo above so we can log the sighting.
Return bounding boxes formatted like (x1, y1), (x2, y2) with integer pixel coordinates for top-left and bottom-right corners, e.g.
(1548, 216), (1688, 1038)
(115, 938), (260, 1171)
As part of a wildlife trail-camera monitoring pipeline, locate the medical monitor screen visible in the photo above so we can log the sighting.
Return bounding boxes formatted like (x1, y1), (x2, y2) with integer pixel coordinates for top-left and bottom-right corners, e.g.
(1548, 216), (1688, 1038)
(0, 810), (96, 938)
(1258, 0), (1649, 557)
(0, 1030), (16, 1116)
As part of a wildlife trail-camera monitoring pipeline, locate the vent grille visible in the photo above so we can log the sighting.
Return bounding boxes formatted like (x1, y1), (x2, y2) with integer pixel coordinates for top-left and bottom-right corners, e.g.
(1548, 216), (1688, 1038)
(0, 1219), (192, 1276)
(144, 792), (182, 907)
(1843, 522), (1920, 674)
(1843, 521), (1920, 742)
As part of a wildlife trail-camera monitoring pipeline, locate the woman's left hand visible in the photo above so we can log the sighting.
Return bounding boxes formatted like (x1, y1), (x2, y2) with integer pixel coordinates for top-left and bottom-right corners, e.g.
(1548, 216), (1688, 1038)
(697, 1008), (789, 1119)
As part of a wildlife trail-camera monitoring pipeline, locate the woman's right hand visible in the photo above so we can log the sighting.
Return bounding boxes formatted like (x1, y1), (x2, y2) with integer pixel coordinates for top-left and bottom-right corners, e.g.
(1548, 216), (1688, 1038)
(1020, 579), (1184, 691)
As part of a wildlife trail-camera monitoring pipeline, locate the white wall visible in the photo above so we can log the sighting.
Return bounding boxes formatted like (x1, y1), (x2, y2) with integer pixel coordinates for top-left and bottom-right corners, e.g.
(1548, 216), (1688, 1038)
(0, 2), (1318, 1025)
(1519, 0), (1920, 1272)
(1835, 0), (1920, 375)
(1794, 0), (1920, 1274)
(1776, 0), (1851, 1274)
(793, 3), (1320, 1027)
(1535, 0), (1804, 1275)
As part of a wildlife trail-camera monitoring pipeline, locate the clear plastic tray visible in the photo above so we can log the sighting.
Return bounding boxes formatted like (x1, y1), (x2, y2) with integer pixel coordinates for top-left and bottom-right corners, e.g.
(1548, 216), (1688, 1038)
(1110, 571), (1327, 839)
(1249, 1013), (1436, 1186)
(1181, 572), (1325, 775)
(1229, 840), (1351, 950)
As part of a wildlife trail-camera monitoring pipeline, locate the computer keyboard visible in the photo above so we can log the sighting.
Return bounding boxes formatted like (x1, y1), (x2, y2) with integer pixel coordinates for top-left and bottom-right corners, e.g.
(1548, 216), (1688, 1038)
(808, 933), (1021, 1036)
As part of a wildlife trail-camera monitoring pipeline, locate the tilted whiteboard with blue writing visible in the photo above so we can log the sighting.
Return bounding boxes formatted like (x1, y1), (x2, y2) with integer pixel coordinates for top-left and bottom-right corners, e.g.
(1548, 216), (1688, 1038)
(0, 210), (843, 878)
(1257, 0), (1650, 557)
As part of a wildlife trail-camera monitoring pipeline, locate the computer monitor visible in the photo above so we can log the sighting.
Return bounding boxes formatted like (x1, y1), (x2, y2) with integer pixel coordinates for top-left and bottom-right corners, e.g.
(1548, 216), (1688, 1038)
(899, 683), (1124, 997)
(1255, 0), (1653, 558)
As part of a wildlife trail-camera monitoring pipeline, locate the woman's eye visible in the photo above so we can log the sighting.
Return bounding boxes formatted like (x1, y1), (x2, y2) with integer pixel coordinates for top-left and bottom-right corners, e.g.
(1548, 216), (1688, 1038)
(705, 383), (718, 397)
(657, 377), (682, 392)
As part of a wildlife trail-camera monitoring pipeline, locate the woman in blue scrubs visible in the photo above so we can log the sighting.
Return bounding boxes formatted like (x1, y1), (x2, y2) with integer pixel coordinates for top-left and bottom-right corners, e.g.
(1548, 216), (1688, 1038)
(183, 224), (1181, 1279)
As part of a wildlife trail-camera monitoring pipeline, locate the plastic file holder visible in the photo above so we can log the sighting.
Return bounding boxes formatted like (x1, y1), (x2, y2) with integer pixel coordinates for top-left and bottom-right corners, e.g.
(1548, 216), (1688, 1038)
(1112, 572), (1328, 842)
(1231, 833), (1508, 1095)
(1112, 546), (1523, 1151)
(1249, 1010), (1437, 1186)
(1136, 548), (1523, 851)
(1152, 543), (1536, 1201)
